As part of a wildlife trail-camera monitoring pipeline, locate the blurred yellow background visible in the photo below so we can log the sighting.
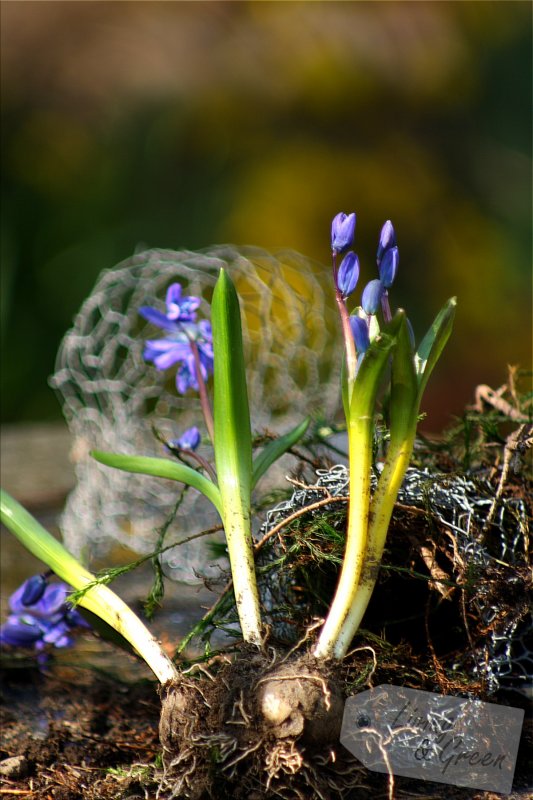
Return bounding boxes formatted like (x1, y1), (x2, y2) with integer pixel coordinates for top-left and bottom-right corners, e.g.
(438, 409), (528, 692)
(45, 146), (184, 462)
(1, 1), (531, 430)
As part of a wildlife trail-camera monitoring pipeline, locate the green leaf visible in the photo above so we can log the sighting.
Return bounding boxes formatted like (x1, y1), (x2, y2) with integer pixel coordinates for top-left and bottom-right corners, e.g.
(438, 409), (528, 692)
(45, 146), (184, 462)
(350, 311), (403, 418)
(91, 451), (223, 516)
(252, 417), (310, 487)
(388, 312), (419, 449)
(313, 316), (399, 659)
(211, 268), (253, 507)
(211, 268), (261, 645)
(415, 297), (456, 399)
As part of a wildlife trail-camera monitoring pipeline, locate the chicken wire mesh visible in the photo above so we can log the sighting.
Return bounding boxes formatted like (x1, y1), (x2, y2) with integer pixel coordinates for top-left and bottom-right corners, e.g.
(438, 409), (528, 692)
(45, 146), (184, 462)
(50, 245), (344, 581)
(257, 463), (531, 693)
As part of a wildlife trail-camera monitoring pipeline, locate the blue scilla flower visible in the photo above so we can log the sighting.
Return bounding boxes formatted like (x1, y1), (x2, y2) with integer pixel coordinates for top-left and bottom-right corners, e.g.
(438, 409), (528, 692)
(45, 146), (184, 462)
(1, 617), (45, 647)
(379, 246), (399, 289)
(165, 283), (201, 322)
(141, 295), (214, 395)
(336, 251), (360, 298)
(376, 220), (397, 266)
(0, 577), (90, 652)
(167, 426), (201, 453)
(361, 279), (385, 315)
(139, 283), (201, 327)
(143, 336), (191, 371)
(350, 315), (370, 355)
(20, 573), (48, 606)
(331, 212), (356, 254)
(176, 321), (214, 394)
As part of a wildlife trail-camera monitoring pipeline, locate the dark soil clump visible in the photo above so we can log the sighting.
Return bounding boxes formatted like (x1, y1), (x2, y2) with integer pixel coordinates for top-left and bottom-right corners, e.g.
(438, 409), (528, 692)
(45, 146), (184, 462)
(0, 666), (161, 800)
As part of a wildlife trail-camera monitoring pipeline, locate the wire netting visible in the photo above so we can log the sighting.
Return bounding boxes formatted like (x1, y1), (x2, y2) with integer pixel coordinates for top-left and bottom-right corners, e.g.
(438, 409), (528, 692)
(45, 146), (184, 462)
(257, 463), (531, 693)
(50, 245), (343, 581)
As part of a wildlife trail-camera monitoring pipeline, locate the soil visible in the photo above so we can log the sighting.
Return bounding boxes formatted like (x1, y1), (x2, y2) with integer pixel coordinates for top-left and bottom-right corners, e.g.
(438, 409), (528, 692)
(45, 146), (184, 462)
(1, 653), (531, 800)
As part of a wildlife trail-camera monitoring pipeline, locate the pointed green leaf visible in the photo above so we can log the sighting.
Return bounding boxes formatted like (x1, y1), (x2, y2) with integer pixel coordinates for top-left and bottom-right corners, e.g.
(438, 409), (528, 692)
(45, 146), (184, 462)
(314, 315), (400, 659)
(388, 313), (419, 449)
(350, 311), (403, 419)
(211, 268), (261, 645)
(91, 451), (223, 516)
(415, 297), (456, 399)
(252, 417), (310, 487)
(211, 268), (253, 505)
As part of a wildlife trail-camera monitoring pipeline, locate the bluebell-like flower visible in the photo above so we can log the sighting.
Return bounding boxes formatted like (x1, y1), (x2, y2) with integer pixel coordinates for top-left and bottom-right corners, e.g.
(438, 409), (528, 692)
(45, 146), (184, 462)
(142, 310), (214, 395)
(379, 246), (399, 289)
(336, 251), (360, 298)
(0, 578), (90, 652)
(139, 283), (201, 328)
(361, 279), (385, 315)
(20, 573), (48, 606)
(0, 616), (44, 647)
(168, 426), (201, 452)
(9, 579), (67, 617)
(143, 334), (193, 371)
(376, 220), (397, 266)
(350, 315), (370, 354)
(165, 284), (201, 322)
(331, 212), (356, 253)
(175, 321), (214, 394)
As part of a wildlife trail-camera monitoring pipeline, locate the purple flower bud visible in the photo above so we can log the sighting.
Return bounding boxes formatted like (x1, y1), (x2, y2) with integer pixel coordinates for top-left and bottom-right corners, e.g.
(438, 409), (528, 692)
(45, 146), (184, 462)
(336, 252), (360, 298)
(331, 212), (356, 253)
(176, 359), (199, 394)
(379, 246), (399, 289)
(1, 579), (91, 657)
(0, 615), (43, 647)
(377, 220), (397, 265)
(350, 315), (370, 354)
(361, 279), (385, 315)
(9, 580), (65, 616)
(20, 574), (48, 606)
(168, 426), (201, 452)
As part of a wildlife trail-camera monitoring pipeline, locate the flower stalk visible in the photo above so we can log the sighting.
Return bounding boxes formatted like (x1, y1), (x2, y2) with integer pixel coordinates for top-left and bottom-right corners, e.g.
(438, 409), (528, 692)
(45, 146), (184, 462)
(189, 338), (215, 442)
(313, 314), (402, 659)
(314, 215), (456, 660)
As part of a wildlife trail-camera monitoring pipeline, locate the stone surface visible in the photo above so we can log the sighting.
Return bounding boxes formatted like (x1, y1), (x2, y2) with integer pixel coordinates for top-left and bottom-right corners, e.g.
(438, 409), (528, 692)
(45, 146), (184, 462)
(0, 422), (74, 509)
(0, 754), (30, 779)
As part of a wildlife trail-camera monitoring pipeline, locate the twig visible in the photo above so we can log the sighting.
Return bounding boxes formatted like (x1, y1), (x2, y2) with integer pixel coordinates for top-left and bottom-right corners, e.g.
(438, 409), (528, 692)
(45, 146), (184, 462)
(481, 423), (533, 538)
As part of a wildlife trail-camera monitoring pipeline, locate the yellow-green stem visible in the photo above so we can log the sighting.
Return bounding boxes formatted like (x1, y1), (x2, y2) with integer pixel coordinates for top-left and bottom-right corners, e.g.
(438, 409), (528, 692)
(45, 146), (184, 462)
(312, 411), (373, 659)
(334, 435), (415, 652)
(222, 508), (262, 646)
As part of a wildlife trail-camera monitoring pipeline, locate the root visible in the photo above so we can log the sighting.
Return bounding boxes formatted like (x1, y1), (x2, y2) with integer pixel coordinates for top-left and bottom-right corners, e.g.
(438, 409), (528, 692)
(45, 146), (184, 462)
(157, 648), (360, 799)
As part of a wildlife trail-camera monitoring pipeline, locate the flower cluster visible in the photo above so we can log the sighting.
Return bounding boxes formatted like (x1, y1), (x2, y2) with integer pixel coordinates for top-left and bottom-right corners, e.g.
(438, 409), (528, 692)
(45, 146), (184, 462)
(0, 575), (90, 653)
(331, 214), (399, 360)
(139, 284), (214, 395)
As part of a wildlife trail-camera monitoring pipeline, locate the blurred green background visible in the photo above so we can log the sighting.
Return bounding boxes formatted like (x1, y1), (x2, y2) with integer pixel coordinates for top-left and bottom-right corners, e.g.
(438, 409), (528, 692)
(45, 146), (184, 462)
(1, 1), (531, 430)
